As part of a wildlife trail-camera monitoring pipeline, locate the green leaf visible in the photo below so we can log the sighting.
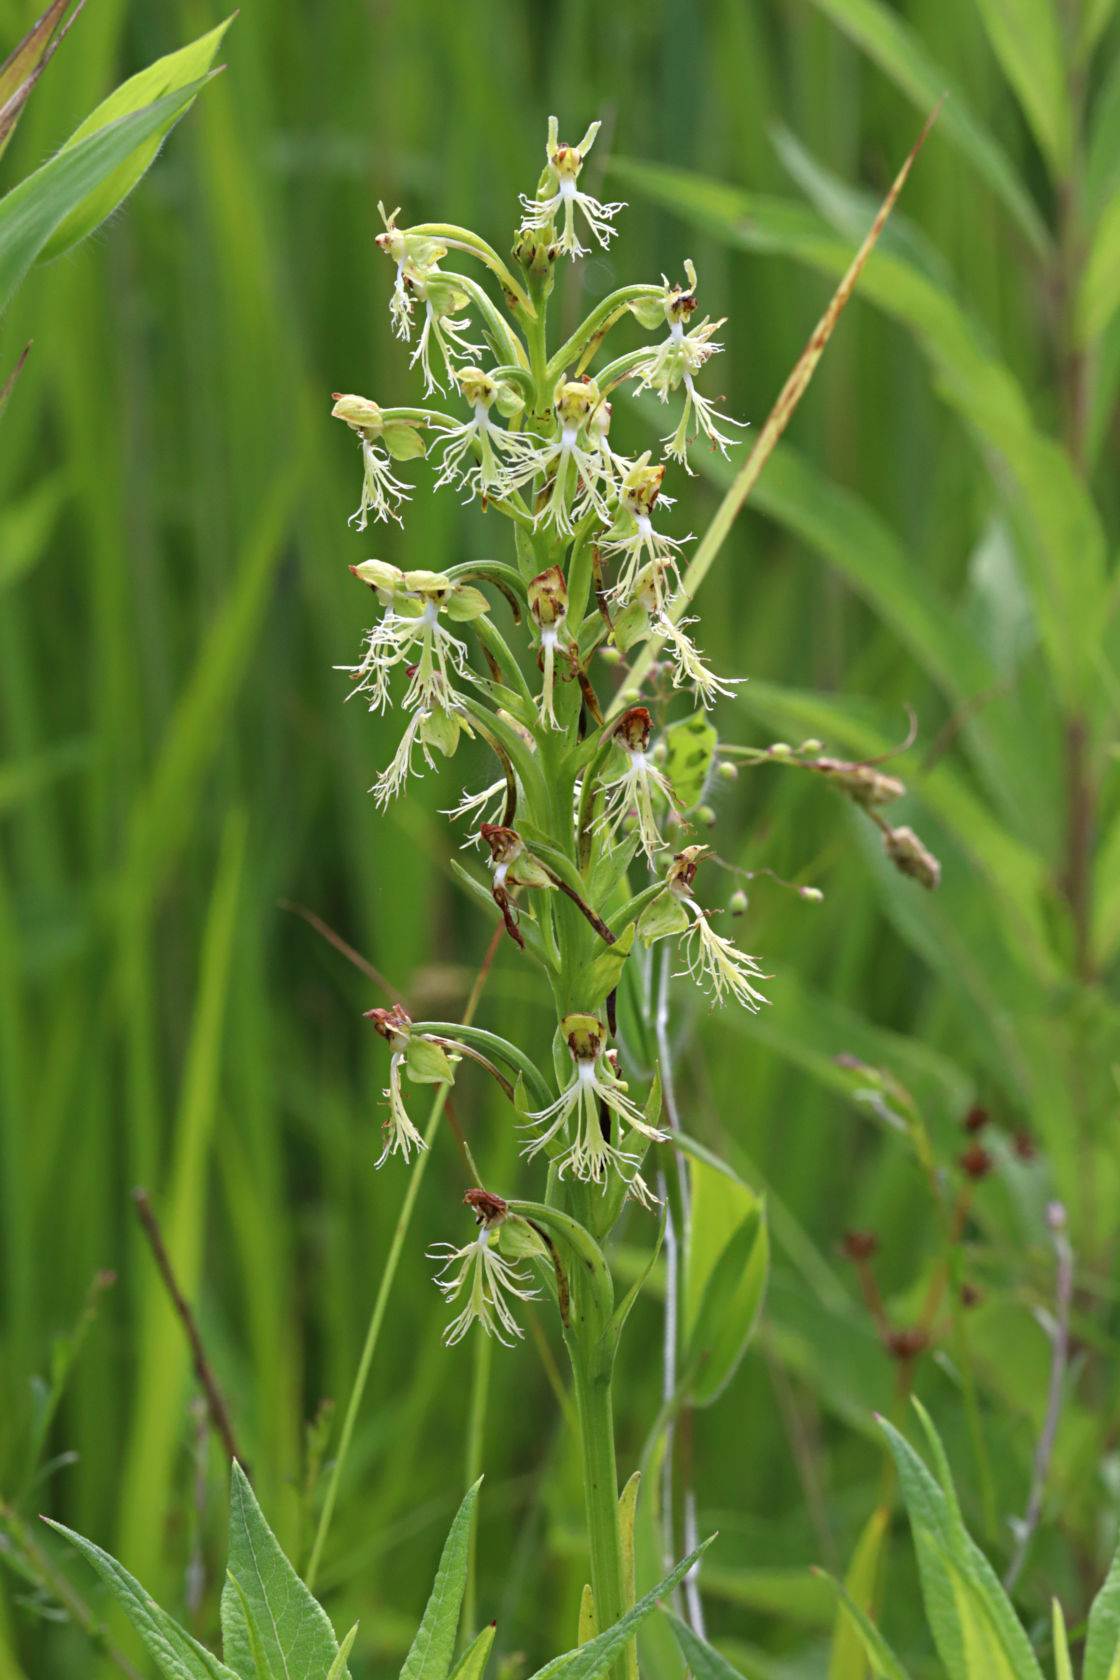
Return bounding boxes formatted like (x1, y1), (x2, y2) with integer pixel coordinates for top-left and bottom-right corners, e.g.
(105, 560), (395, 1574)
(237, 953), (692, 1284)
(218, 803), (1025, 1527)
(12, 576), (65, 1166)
(1077, 183), (1120, 343)
(0, 470), (68, 591)
(526, 1537), (714, 1680)
(662, 712), (718, 812)
(447, 1623), (495, 1680)
(0, 0), (82, 162)
(327, 1628), (360, 1680)
(221, 1463), (344, 1680)
(818, 1572), (915, 1680)
(682, 1152), (768, 1406)
(1052, 1601), (1073, 1680)
(827, 1507), (889, 1680)
(399, 1479), (482, 1680)
(799, 0), (1047, 250)
(0, 81), (213, 316)
(878, 1410), (1045, 1680)
(971, 0), (1071, 176)
(36, 17), (233, 263)
(664, 1610), (747, 1680)
(42, 1520), (239, 1680)
(1082, 1524), (1120, 1680)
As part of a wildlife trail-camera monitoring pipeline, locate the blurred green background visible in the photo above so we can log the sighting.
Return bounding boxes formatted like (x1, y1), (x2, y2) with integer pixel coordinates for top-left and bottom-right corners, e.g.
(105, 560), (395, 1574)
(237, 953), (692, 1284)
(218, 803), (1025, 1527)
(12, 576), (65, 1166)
(2, 0), (1119, 1676)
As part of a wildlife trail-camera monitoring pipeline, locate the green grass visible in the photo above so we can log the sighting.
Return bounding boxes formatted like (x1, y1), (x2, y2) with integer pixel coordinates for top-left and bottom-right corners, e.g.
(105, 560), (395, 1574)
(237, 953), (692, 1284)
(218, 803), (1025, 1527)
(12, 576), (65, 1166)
(1, 1), (1119, 1677)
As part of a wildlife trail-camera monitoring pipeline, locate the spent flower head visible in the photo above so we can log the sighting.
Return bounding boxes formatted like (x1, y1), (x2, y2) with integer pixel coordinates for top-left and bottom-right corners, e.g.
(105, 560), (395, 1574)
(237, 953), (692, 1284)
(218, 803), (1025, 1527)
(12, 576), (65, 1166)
(428, 1192), (540, 1345)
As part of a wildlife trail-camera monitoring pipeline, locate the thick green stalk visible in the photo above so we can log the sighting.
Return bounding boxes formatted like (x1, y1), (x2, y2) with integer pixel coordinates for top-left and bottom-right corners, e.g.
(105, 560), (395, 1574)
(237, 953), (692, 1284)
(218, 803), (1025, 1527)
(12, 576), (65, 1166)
(568, 1345), (625, 1655)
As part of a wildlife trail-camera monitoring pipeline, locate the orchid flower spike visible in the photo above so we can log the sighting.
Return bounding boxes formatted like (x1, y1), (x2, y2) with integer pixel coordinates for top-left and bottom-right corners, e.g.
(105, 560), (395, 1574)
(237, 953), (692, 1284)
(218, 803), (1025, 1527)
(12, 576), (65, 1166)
(518, 116), (626, 258)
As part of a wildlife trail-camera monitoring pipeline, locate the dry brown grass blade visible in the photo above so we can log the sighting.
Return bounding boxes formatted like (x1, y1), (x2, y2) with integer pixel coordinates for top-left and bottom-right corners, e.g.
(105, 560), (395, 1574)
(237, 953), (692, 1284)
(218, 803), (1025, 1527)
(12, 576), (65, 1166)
(612, 102), (941, 715)
(0, 338), (31, 417)
(0, 0), (85, 160)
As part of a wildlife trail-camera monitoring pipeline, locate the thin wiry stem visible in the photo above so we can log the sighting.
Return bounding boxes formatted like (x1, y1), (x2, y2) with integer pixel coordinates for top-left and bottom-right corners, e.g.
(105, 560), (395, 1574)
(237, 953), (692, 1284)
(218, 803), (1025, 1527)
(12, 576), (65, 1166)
(1003, 1203), (1074, 1593)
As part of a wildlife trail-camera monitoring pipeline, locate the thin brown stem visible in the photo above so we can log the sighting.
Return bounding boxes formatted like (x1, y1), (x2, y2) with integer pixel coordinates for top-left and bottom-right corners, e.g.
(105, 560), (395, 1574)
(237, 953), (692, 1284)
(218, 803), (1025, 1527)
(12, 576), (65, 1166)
(132, 1189), (248, 1475)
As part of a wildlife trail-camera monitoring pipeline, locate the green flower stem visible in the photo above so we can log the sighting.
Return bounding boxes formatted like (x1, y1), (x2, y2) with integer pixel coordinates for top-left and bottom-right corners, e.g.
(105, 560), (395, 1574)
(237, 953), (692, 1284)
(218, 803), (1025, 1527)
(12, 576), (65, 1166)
(462, 1324), (493, 1642)
(304, 1084), (449, 1592)
(570, 1347), (626, 1672)
(545, 284), (662, 384)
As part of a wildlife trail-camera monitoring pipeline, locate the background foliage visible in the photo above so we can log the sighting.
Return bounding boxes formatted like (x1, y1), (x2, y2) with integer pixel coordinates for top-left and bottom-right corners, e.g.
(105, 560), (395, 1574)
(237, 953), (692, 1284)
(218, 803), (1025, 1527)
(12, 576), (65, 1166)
(1, 1), (1118, 1677)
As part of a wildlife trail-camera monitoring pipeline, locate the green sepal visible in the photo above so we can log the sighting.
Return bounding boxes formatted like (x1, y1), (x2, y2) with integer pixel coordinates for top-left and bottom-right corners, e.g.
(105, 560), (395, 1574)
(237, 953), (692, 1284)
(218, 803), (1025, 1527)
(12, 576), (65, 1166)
(580, 922), (635, 1005)
(404, 1038), (457, 1085)
(448, 1623), (497, 1680)
(382, 422), (426, 461)
(444, 584), (491, 623)
(420, 707), (468, 758)
(636, 891), (690, 946)
(610, 599), (650, 654)
(629, 297), (666, 331)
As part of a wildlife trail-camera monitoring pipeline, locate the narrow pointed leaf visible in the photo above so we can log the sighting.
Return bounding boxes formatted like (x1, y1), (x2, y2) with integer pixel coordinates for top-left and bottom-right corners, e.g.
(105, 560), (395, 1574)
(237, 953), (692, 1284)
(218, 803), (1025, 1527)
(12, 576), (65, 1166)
(818, 1573), (914, 1680)
(399, 1479), (482, 1680)
(42, 1520), (239, 1680)
(828, 1506), (889, 1680)
(1052, 1601), (1073, 1680)
(447, 1623), (495, 1680)
(36, 16), (233, 262)
(527, 1537), (714, 1680)
(971, 0), (1071, 176)
(1082, 1527), (1120, 1680)
(665, 1611), (749, 1680)
(878, 1415), (1044, 1680)
(0, 81), (213, 315)
(801, 0), (1047, 250)
(327, 1628), (360, 1680)
(221, 1463), (343, 1680)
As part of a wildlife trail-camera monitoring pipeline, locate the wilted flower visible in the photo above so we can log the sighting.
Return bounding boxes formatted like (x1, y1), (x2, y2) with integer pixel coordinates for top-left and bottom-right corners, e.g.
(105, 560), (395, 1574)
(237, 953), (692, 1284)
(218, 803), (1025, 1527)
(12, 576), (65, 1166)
(518, 117), (625, 258)
(428, 1193), (540, 1345)
(883, 824), (941, 890)
(667, 847), (770, 1010)
(365, 1004), (458, 1167)
(593, 707), (675, 861)
(523, 1013), (665, 1190)
(527, 566), (571, 729)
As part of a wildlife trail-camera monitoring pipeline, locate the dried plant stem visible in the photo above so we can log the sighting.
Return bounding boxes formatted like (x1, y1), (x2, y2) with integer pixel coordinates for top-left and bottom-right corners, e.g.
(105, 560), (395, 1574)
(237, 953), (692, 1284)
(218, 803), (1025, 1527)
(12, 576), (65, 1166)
(131, 1188), (247, 1475)
(1004, 1206), (1074, 1593)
